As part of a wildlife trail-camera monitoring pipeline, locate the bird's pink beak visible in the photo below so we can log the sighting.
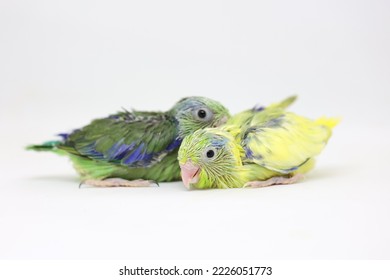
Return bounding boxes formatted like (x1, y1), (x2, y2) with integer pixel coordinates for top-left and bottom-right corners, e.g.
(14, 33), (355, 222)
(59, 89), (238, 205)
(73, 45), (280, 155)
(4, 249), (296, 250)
(180, 161), (200, 189)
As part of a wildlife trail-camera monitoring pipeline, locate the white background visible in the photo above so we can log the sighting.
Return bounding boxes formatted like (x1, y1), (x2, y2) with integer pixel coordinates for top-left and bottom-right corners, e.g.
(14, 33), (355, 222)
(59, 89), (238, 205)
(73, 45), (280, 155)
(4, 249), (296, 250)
(1, 0), (389, 260)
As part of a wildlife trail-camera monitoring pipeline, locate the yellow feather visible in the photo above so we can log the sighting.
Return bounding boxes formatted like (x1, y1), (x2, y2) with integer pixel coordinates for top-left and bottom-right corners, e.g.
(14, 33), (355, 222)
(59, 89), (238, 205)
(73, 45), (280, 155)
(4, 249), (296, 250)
(315, 117), (341, 129)
(244, 112), (338, 174)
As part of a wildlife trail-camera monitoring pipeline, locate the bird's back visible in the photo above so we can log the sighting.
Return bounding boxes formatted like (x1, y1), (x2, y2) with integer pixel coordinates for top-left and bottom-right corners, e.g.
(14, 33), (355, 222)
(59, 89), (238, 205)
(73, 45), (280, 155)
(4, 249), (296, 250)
(240, 110), (339, 175)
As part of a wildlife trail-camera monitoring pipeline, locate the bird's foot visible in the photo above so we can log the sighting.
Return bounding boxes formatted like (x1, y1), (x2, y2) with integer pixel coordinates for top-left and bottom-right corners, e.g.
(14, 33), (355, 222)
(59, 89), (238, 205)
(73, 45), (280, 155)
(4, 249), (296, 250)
(244, 174), (304, 188)
(80, 178), (159, 188)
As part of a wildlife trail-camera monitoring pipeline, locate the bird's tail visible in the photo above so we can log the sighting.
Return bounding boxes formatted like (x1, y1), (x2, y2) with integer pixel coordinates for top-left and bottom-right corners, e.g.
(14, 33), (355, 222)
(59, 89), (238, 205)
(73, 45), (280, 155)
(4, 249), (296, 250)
(26, 140), (62, 152)
(315, 117), (340, 129)
(269, 95), (297, 110)
(315, 116), (340, 142)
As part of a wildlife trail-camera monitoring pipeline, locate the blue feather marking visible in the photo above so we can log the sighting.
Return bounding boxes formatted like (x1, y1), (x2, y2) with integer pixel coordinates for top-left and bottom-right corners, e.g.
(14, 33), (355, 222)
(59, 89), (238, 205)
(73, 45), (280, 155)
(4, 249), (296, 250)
(253, 105), (265, 112)
(108, 115), (120, 120)
(139, 152), (153, 163)
(210, 137), (228, 149)
(123, 144), (144, 164)
(107, 142), (136, 161)
(282, 166), (299, 172)
(265, 116), (284, 128)
(244, 146), (263, 160)
(166, 138), (182, 151)
(57, 133), (69, 140)
(110, 138), (181, 166)
(245, 147), (254, 158)
(80, 143), (105, 159)
(282, 158), (310, 173)
(57, 129), (80, 141)
(122, 143), (155, 165)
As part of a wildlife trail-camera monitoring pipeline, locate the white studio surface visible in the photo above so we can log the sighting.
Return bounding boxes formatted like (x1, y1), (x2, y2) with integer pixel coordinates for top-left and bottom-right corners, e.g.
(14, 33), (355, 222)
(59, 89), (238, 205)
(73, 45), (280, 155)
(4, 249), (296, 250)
(1, 0), (389, 260)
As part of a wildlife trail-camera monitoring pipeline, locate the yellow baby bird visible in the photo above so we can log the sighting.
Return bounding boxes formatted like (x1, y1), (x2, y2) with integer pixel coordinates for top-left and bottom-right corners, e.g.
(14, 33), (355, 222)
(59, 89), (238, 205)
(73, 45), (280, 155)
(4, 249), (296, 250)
(178, 97), (339, 189)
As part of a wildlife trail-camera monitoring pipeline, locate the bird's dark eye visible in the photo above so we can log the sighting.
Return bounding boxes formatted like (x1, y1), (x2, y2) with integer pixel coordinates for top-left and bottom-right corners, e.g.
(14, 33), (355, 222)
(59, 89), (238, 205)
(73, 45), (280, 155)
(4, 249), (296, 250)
(193, 107), (213, 122)
(198, 109), (207, 119)
(203, 147), (217, 161)
(206, 149), (215, 158)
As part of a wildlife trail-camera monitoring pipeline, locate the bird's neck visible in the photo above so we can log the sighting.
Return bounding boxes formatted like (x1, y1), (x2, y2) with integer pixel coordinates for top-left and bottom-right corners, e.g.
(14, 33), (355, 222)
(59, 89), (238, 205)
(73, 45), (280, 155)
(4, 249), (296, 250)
(195, 165), (248, 189)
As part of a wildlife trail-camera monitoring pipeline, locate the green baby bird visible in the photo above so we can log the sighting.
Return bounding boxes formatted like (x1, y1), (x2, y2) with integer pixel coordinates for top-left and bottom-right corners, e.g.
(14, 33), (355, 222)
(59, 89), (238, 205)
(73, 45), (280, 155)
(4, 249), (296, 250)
(178, 97), (338, 189)
(28, 97), (229, 187)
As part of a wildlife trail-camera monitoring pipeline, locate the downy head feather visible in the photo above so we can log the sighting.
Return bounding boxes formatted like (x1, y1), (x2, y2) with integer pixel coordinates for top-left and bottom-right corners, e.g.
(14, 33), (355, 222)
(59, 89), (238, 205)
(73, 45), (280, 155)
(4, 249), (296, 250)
(170, 97), (230, 138)
(178, 128), (246, 189)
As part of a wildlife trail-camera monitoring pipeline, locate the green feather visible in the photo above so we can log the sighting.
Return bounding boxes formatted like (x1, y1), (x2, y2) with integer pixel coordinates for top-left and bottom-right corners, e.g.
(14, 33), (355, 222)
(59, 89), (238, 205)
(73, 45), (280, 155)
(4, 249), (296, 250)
(27, 97), (230, 182)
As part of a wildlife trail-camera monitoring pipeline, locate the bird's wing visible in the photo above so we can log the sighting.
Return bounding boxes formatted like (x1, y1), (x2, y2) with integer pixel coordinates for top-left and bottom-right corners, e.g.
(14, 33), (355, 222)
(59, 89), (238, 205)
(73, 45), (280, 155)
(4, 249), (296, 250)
(226, 95), (297, 128)
(241, 110), (334, 174)
(58, 111), (179, 168)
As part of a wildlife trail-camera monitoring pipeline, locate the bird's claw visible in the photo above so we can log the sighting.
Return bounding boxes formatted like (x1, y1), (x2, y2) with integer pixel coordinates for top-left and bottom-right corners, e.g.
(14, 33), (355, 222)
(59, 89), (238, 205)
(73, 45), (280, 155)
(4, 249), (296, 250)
(244, 174), (305, 188)
(78, 178), (160, 188)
